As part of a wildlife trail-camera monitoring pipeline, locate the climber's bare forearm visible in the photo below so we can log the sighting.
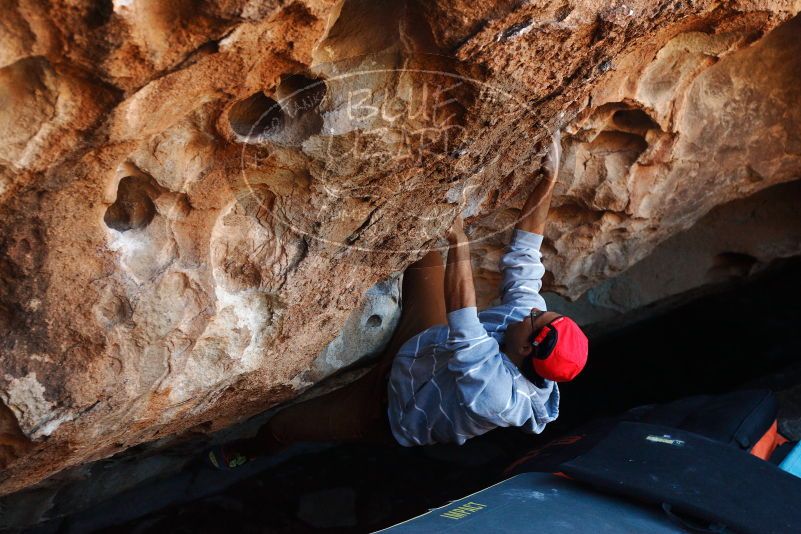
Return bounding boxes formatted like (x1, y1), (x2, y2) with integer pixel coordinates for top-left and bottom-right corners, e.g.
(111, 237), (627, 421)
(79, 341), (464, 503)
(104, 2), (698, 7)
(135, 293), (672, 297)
(515, 177), (556, 235)
(444, 236), (476, 313)
(517, 131), (561, 235)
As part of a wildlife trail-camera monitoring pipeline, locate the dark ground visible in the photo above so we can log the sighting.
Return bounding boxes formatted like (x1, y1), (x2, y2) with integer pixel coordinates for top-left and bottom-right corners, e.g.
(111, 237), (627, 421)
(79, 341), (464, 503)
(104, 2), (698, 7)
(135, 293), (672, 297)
(94, 258), (801, 533)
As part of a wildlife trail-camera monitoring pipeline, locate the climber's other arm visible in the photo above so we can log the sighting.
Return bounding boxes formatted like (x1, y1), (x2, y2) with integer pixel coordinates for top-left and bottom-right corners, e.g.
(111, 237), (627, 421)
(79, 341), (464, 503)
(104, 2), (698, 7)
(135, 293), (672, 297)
(444, 217), (476, 313)
(515, 130), (561, 235)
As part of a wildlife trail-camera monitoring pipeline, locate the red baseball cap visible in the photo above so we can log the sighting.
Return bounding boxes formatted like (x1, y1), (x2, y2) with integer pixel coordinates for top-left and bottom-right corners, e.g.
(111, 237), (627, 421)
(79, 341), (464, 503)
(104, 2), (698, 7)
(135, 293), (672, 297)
(531, 316), (588, 382)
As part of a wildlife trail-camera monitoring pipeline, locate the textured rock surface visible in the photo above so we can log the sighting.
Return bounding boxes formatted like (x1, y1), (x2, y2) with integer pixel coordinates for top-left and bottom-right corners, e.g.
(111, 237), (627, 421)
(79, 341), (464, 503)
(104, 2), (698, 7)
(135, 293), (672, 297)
(469, 9), (801, 304)
(1, 0), (800, 496)
(545, 179), (801, 330)
(301, 276), (401, 386)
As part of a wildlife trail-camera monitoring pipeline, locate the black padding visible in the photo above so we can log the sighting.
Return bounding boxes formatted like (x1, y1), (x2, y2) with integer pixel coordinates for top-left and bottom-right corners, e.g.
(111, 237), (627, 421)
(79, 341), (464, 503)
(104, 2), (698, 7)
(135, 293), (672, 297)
(511, 390), (779, 475)
(627, 389), (778, 450)
(559, 422), (801, 534)
(508, 391), (791, 532)
(507, 419), (617, 474)
(770, 442), (798, 465)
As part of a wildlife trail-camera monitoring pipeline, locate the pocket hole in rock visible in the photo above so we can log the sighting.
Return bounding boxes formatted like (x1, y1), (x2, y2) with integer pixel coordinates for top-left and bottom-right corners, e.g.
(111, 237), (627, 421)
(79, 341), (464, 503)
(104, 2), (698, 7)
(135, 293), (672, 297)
(228, 92), (283, 139)
(275, 74), (326, 111)
(272, 74), (326, 146)
(104, 176), (158, 232)
(229, 75), (327, 146)
(706, 252), (758, 281)
(366, 314), (383, 328)
(612, 108), (660, 133)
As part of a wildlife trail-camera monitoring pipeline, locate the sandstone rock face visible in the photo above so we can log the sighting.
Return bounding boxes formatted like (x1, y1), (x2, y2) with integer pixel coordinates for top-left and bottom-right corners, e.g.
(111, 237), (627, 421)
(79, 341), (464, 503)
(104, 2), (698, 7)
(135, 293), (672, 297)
(469, 9), (801, 304)
(544, 179), (801, 330)
(1, 0), (800, 496)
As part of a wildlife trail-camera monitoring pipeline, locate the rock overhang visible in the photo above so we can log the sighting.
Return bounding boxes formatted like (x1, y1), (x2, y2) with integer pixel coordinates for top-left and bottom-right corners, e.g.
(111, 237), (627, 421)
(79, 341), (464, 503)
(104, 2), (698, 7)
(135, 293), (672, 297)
(0, 0), (800, 499)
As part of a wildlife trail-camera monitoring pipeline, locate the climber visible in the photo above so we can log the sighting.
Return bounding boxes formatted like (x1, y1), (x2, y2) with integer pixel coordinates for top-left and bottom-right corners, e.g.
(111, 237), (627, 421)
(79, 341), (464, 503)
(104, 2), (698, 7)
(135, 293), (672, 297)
(208, 130), (589, 469)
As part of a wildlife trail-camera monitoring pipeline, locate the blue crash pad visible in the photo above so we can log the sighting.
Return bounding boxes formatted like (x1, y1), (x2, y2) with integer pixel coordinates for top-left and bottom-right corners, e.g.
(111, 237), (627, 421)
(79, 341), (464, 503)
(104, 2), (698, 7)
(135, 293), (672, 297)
(378, 472), (684, 533)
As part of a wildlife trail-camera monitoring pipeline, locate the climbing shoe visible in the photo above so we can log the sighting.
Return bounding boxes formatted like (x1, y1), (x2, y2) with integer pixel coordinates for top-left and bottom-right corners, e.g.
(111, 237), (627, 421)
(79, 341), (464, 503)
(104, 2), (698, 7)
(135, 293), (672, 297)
(207, 444), (250, 470)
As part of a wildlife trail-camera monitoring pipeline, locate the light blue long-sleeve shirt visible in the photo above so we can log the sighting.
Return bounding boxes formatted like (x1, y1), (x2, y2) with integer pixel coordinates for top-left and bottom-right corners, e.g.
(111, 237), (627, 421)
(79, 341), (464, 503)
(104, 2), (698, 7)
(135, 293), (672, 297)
(387, 229), (559, 447)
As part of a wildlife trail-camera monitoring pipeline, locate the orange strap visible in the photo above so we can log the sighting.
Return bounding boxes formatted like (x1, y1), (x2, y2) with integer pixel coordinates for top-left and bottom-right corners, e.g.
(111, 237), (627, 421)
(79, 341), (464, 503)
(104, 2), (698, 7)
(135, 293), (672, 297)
(750, 420), (788, 461)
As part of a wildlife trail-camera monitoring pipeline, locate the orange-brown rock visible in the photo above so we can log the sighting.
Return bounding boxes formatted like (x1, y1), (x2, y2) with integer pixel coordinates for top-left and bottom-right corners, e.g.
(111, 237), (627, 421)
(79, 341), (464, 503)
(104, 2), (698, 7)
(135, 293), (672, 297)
(1, 0), (800, 496)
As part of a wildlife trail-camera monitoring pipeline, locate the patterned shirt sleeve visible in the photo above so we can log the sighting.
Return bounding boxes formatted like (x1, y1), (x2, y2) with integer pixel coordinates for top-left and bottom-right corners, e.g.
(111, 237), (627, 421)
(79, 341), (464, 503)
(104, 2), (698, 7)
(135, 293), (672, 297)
(445, 307), (535, 427)
(499, 229), (547, 310)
